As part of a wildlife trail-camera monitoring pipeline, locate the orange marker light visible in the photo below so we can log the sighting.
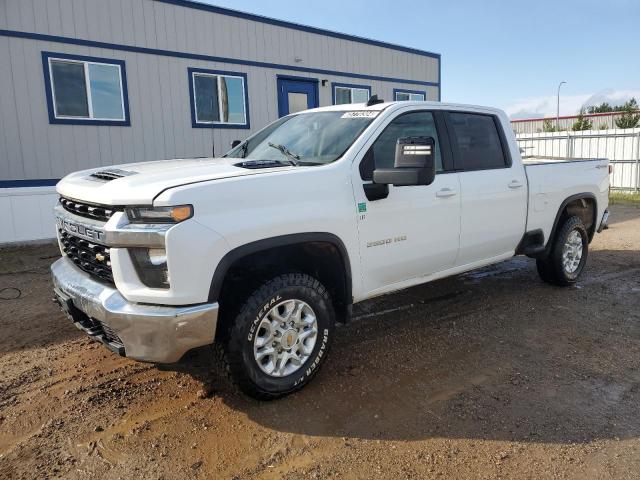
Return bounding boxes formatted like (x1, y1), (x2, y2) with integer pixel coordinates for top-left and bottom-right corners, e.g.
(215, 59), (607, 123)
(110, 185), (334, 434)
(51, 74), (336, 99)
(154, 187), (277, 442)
(171, 205), (193, 222)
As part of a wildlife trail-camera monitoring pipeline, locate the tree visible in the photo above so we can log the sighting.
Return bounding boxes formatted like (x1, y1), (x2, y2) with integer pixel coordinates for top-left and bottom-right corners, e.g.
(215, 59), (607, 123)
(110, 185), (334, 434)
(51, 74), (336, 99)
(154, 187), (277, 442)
(571, 109), (593, 131)
(614, 98), (640, 129)
(586, 102), (613, 114)
(543, 118), (557, 132)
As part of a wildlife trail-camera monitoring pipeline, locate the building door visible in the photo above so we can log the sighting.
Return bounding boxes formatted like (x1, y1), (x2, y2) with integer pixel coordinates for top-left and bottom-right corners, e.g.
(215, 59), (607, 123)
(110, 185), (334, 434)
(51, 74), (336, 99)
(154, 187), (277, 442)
(277, 77), (318, 117)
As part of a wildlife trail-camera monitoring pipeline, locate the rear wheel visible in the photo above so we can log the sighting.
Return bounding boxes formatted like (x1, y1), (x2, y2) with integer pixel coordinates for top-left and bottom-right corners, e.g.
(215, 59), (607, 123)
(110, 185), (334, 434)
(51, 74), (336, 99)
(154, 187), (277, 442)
(219, 273), (334, 400)
(536, 216), (588, 286)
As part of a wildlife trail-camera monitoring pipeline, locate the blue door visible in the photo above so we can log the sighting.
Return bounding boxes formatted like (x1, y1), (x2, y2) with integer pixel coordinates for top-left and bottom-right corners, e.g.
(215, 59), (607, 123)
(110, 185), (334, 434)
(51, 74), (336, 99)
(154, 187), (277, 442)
(277, 77), (319, 117)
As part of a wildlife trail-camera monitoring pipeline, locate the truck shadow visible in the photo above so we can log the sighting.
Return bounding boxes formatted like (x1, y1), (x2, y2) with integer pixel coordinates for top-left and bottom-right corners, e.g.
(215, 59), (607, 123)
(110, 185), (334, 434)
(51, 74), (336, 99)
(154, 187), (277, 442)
(168, 248), (640, 444)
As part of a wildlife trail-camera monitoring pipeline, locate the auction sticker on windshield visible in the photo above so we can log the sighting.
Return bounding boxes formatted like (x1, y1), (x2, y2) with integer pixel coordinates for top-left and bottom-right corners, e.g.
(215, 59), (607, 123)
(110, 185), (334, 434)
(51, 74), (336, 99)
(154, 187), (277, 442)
(341, 111), (379, 119)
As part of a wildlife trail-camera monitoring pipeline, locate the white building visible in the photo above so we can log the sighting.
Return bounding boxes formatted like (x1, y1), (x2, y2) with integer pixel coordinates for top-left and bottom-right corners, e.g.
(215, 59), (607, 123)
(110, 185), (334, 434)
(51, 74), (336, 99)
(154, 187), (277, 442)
(0, 0), (441, 243)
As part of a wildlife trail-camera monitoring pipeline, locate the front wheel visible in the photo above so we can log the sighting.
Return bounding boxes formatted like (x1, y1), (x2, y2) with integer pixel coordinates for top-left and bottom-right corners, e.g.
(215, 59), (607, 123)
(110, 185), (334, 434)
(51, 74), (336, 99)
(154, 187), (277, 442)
(536, 215), (589, 286)
(221, 273), (334, 400)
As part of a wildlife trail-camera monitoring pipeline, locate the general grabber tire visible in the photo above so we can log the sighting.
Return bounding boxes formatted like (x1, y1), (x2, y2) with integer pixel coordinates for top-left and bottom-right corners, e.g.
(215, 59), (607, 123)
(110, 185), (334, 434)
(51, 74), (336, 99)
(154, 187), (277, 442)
(536, 215), (589, 286)
(223, 273), (334, 400)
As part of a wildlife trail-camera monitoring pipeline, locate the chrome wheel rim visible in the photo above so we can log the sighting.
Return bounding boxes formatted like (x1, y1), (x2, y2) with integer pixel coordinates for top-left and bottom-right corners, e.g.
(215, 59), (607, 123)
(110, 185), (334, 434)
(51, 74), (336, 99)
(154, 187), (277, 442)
(253, 299), (318, 377)
(562, 230), (583, 274)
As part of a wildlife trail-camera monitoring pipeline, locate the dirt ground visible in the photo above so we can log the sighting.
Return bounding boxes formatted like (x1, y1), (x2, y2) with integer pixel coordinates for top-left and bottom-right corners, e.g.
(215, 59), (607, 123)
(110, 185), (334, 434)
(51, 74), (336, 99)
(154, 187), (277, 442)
(1, 203), (639, 480)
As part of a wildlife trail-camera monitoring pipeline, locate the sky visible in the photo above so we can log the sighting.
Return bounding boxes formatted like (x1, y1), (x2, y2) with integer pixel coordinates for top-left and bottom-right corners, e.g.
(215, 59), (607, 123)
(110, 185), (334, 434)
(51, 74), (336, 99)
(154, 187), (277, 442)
(200, 0), (640, 119)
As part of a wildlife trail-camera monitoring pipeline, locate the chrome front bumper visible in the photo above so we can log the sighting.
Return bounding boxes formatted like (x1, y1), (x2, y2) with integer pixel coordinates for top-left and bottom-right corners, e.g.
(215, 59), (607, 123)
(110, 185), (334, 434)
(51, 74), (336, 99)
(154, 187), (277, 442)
(51, 257), (218, 363)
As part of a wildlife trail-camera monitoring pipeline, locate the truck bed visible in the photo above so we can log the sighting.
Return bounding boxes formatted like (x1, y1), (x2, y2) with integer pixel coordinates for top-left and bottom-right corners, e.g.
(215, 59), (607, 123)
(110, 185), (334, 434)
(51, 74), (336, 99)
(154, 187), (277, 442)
(522, 156), (609, 244)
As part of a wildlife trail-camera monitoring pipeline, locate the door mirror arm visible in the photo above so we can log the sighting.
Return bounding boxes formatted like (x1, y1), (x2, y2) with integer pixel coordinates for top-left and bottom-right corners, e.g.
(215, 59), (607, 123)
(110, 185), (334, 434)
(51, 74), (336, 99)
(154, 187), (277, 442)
(363, 183), (389, 201)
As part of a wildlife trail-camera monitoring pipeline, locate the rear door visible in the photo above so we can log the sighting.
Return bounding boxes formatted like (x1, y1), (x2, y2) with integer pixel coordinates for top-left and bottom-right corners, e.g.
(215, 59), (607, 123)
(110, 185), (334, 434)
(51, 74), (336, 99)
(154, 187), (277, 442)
(445, 111), (527, 266)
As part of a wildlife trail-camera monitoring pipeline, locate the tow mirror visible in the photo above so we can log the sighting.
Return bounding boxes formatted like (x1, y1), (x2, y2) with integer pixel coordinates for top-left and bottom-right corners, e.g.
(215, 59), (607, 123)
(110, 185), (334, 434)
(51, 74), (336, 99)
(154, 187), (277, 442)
(373, 136), (436, 186)
(231, 139), (242, 148)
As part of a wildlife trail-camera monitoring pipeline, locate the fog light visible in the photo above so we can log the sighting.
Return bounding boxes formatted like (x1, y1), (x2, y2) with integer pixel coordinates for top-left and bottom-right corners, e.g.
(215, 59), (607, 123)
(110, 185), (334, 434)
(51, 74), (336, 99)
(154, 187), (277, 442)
(130, 248), (170, 288)
(147, 248), (167, 266)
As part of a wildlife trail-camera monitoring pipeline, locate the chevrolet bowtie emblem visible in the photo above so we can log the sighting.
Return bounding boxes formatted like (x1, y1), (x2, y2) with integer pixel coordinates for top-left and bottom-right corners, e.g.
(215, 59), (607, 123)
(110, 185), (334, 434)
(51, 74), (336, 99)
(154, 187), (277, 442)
(95, 253), (106, 262)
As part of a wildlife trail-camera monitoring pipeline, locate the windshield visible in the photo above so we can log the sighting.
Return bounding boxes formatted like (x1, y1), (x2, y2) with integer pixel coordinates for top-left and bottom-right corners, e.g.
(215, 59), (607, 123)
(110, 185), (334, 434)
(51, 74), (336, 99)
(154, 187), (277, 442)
(225, 111), (376, 165)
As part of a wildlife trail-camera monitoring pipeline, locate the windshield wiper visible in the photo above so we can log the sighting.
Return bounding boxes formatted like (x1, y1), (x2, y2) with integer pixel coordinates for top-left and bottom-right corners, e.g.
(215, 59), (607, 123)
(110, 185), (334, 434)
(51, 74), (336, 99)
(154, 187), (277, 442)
(268, 142), (300, 166)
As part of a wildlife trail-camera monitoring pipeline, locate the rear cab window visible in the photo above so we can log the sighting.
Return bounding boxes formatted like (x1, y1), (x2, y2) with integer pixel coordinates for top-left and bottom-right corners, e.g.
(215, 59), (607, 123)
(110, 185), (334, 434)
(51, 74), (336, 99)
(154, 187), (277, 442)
(446, 112), (510, 171)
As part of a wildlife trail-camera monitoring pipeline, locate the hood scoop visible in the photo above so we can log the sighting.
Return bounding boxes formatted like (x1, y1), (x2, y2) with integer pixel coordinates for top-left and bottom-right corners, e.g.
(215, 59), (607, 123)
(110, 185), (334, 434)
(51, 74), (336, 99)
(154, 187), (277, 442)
(88, 168), (138, 182)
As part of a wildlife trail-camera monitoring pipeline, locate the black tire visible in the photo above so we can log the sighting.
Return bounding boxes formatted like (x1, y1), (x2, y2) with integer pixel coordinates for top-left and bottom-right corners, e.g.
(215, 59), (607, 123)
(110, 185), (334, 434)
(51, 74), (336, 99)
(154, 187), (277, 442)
(535, 257), (557, 284)
(536, 215), (589, 286)
(220, 273), (334, 400)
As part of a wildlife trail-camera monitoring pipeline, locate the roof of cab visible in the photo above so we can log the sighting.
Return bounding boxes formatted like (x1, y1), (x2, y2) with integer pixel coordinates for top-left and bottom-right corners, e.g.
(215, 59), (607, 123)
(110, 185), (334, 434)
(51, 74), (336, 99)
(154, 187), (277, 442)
(304, 101), (505, 116)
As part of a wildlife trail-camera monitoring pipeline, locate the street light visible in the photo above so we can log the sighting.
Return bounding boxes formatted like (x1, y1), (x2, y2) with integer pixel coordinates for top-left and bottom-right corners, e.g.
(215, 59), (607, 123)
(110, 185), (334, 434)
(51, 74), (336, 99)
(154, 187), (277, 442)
(557, 81), (566, 130)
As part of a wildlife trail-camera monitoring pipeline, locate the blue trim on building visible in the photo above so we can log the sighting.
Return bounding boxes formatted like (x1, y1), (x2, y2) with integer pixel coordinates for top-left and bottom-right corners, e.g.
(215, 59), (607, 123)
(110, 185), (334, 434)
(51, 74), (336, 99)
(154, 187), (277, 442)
(331, 82), (372, 105)
(0, 30), (439, 89)
(154, 0), (440, 60)
(0, 179), (59, 188)
(275, 74), (320, 83)
(438, 58), (442, 101)
(187, 67), (251, 129)
(41, 51), (131, 126)
(393, 88), (427, 101)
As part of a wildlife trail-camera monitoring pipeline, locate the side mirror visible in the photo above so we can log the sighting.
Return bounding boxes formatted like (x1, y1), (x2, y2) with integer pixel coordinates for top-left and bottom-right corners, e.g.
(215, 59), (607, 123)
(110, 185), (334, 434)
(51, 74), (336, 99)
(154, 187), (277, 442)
(231, 140), (242, 148)
(373, 136), (436, 186)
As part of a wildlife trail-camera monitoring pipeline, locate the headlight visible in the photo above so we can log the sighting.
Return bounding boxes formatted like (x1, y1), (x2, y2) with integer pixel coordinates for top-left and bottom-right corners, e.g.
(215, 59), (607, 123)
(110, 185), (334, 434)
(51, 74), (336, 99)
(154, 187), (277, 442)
(126, 205), (193, 224)
(130, 248), (170, 288)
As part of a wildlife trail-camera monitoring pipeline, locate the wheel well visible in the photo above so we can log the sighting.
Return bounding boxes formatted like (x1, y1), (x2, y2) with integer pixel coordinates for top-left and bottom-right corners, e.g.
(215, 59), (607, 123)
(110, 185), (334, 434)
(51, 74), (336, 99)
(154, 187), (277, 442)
(213, 240), (352, 333)
(558, 197), (596, 240)
(543, 195), (597, 259)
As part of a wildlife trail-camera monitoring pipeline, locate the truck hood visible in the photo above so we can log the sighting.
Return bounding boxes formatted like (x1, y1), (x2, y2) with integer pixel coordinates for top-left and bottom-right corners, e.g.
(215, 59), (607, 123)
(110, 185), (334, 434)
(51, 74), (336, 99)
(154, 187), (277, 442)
(56, 157), (293, 205)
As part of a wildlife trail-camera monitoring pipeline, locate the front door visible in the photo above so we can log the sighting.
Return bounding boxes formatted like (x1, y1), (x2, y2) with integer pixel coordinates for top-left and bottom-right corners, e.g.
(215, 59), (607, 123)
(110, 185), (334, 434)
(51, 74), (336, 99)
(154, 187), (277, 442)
(353, 110), (461, 297)
(277, 77), (318, 117)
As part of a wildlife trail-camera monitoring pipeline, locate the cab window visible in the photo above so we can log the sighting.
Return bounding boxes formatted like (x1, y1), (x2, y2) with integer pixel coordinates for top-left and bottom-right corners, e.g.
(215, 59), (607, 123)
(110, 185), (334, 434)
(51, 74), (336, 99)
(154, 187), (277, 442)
(447, 112), (508, 170)
(360, 111), (443, 180)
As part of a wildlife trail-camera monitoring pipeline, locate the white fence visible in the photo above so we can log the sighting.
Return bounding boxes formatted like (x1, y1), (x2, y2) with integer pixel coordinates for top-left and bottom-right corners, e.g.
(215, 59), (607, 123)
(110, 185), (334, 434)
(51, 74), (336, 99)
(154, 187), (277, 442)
(516, 128), (640, 191)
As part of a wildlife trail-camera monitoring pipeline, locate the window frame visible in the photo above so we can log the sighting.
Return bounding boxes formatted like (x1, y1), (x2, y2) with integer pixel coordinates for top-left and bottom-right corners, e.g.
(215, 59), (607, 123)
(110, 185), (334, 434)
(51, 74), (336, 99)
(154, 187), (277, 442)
(41, 51), (130, 126)
(443, 111), (513, 172)
(332, 82), (371, 105)
(359, 109), (454, 181)
(393, 89), (427, 102)
(188, 67), (250, 129)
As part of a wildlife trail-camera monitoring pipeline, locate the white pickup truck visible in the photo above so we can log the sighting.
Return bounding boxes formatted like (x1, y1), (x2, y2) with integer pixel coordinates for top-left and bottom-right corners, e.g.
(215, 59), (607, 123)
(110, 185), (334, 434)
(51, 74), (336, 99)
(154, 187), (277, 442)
(52, 99), (610, 399)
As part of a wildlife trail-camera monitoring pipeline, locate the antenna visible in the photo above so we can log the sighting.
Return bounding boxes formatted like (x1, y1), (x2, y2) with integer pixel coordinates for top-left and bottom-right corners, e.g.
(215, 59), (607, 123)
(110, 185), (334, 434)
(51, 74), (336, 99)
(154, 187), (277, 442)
(366, 95), (385, 106)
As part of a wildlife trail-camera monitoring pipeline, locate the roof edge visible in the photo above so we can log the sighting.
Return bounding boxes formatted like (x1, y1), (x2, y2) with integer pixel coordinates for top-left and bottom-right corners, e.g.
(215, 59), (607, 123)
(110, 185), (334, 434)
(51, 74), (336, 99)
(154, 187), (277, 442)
(154, 0), (441, 60)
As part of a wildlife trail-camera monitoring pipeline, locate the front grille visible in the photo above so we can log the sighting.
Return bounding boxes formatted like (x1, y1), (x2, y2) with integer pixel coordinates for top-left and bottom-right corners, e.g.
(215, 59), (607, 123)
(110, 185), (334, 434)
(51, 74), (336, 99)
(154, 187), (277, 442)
(59, 197), (122, 222)
(58, 229), (113, 283)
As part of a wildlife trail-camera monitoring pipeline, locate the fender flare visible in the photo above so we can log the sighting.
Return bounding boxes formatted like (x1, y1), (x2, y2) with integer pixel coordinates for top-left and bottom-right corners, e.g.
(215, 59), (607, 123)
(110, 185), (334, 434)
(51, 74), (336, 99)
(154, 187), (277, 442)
(541, 192), (597, 257)
(208, 232), (353, 304)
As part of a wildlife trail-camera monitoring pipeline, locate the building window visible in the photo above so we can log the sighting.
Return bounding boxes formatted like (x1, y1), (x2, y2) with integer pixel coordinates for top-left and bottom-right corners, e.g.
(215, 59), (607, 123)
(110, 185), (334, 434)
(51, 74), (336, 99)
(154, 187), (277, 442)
(332, 83), (371, 105)
(188, 68), (249, 128)
(42, 52), (130, 126)
(394, 89), (426, 101)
